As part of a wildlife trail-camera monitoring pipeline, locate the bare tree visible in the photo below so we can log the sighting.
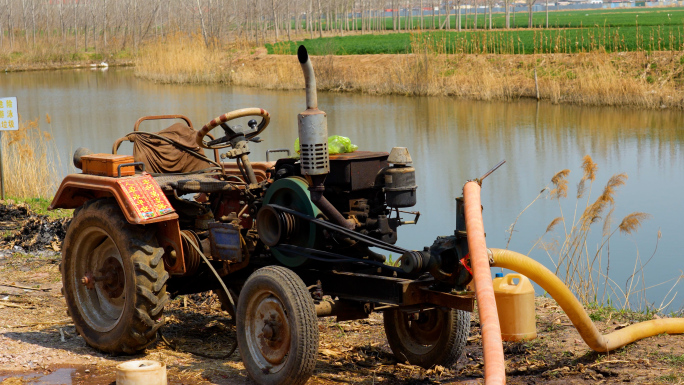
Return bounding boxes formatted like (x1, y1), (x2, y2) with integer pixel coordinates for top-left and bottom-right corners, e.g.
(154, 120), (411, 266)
(473, 0), (478, 30)
(504, 0), (511, 28)
(526, 0), (537, 28)
(545, 0), (549, 28)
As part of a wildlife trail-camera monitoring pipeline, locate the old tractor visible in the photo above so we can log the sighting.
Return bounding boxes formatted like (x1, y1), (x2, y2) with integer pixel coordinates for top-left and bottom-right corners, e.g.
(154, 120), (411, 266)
(50, 46), (476, 385)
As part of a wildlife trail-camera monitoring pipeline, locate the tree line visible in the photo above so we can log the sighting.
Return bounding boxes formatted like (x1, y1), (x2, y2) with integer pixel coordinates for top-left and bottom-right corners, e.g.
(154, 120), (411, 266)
(0, 0), (544, 51)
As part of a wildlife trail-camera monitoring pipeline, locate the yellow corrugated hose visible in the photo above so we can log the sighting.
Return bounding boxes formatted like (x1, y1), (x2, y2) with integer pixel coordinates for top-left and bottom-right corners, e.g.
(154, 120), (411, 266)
(490, 248), (684, 352)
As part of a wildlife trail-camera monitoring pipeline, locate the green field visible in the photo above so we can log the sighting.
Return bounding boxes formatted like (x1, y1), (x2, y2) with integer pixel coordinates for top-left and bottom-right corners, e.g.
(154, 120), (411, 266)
(271, 8), (684, 55)
(268, 26), (684, 55)
(308, 7), (684, 31)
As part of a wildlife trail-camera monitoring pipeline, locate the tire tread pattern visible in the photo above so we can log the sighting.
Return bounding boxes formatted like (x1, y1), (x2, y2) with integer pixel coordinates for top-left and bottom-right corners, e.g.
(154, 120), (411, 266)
(384, 308), (470, 369)
(61, 198), (168, 354)
(237, 266), (319, 385)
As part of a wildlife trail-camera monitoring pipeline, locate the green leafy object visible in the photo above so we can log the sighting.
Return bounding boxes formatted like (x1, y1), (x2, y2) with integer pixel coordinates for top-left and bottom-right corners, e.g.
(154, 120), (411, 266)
(328, 135), (358, 155)
(294, 136), (358, 155)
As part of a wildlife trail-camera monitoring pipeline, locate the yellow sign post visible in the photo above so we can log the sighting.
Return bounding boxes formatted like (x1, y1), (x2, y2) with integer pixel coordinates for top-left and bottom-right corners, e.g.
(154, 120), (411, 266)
(0, 97), (19, 199)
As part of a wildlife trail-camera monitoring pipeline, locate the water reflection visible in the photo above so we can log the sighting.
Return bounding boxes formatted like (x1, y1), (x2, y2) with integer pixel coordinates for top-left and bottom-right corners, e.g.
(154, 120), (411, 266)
(1, 68), (683, 310)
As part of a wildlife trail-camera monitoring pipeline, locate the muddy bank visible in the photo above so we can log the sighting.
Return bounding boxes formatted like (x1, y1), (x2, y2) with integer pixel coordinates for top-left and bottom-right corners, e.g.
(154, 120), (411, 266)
(0, 252), (682, 384)
(131, 38), (684, 110)
(2, 60), (134, 73)
(224, 50), (684, 110)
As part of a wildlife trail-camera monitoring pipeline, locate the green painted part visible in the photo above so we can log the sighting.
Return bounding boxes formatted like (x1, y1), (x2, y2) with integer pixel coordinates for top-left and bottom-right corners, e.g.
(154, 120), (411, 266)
(262, 177), (320, 267)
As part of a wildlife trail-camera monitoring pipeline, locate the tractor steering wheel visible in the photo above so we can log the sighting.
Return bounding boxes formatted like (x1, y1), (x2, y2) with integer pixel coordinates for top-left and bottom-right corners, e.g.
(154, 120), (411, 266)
(196, 108), (270, 149)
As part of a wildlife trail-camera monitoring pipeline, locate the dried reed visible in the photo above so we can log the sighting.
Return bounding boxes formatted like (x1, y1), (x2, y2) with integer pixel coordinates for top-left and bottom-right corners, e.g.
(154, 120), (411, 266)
(510, 156), (677, 312)
(0, 115), (61, 199)
(0, 34), (115, 70)
(226, 50), (684, 109)
(127, 32), (684, 109)
(134, 33), (229, 84)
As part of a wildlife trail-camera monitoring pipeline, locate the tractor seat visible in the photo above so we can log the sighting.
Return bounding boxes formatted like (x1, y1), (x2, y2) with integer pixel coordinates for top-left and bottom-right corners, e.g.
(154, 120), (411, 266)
(131, 123), (211, 174)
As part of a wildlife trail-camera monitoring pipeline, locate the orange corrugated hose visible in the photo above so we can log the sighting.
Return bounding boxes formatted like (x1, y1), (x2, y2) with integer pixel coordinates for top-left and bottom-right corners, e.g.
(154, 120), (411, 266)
(489, 248), (684, 352)
(463, 181), (506, 385)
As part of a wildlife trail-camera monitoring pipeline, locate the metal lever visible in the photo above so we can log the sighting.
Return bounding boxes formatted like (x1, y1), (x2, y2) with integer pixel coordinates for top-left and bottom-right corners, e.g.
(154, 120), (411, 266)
(475, 159), (506, 185)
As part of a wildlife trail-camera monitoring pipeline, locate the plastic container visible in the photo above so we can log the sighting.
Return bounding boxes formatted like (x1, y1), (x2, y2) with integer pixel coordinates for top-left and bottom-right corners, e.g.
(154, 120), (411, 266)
(492, 273), (537, 341)
(116, 360), (167, 385)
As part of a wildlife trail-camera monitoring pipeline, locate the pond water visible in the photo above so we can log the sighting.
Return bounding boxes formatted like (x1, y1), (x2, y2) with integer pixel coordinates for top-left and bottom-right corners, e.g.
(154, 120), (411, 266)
(2, 68), (683, 312)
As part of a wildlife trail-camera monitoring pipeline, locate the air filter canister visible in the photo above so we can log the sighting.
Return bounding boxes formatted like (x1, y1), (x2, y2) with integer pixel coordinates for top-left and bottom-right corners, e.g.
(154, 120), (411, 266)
(298, 110), (329, 175)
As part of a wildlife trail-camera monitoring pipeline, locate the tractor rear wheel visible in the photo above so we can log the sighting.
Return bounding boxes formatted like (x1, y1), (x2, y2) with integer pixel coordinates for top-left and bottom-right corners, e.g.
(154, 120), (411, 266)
(236, 266), (318, 385)
(383, 308), (470, 368)
(61, 199), (169, 354)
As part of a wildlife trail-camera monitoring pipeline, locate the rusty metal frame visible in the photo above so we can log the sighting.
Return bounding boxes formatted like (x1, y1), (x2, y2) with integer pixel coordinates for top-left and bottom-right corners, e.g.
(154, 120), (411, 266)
(402, 282), (474, 312)
(134, 115), (194, 131)
(49, 174), (178, 225)
(222, 161), (275, 183)
(157, 218), (186, 275)
(297, 270), (474, 313)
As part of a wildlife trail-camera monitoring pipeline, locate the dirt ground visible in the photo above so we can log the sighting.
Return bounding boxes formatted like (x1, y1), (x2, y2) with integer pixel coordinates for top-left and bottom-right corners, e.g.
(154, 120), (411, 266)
(0, 253), (682, 385)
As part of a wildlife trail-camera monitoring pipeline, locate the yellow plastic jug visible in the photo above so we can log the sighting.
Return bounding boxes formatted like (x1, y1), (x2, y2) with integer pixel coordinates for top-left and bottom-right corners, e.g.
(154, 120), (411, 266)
(492, 273), (537, 341)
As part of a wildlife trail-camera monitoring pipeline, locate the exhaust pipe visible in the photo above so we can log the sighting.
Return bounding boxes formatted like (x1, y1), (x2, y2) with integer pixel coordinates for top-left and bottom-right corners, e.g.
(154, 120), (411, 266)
(297, 45), (328, 177)
(297, 46), (355, 230)
(298, 46), (318, 110)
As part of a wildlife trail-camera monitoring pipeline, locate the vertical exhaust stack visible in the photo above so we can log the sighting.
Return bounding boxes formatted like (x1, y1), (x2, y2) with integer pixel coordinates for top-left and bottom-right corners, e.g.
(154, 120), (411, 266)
(297, 45), (330, 179)
(297, 46), (355, 230)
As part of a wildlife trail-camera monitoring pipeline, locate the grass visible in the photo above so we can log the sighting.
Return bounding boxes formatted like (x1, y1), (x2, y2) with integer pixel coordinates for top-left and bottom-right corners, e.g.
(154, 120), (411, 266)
(656, 373), (680, 383)
(6, 197), (72, 220)
(0, 115), (62, 200)
(508, 156), (683, 312)
(661, 353), (684, 366)
(268, 25), (684, 55)
(270, 8), (684, 56)
(586, 301), (654, 322)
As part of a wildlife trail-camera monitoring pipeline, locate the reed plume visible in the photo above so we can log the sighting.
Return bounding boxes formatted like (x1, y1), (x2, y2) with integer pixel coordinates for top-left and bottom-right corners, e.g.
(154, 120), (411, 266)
(546, 217), (564, 233)
(550, 169), (570, 200)
(619, 212), (651, 235)
(509, 156), (669, 311)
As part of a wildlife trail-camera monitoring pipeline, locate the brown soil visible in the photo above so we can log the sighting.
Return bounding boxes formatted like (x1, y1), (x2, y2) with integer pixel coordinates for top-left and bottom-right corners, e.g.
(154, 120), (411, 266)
(0, 254), (682, 385)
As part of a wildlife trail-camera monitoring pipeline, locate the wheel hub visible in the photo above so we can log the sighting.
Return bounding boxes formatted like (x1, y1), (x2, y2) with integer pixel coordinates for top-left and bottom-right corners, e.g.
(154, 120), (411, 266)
(406, 310), (444, 346)
(251, 296), (291, 366)
(80, 257), (125, 298)
(72, 232), (127, 333)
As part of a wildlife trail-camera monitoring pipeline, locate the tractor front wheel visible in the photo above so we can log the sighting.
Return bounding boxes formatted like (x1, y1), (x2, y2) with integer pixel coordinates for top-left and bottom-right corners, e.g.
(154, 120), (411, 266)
(383, 308), (470, 368)
(61, 199), (169, 354)
(236, 266), (318, 385)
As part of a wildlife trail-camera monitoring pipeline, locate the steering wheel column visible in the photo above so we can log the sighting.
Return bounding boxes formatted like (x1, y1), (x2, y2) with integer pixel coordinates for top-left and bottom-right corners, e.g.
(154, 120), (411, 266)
(196, 108), (271, 186)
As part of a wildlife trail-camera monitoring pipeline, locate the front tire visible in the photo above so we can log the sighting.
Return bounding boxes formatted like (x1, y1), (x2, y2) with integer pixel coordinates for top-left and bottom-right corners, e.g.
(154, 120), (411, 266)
(61, 199), (169, 354)
(384, 308), (470, 368)
(237, 266), (318, 385)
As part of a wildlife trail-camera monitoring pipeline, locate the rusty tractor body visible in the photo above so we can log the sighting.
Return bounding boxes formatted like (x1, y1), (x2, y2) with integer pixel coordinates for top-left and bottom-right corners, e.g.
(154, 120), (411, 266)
(52, 46), (476, 385)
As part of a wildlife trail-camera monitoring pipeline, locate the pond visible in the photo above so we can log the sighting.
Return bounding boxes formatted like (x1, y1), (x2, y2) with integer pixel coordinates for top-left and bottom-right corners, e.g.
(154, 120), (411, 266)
(2, 68), (683, 312)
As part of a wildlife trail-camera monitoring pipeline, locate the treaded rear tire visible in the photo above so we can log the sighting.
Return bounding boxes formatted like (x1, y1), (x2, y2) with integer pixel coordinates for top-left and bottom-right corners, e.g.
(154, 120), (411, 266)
(61, 199), (169, 354)
(237, 266), (318, 385)
(384, 308), (470, 368)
